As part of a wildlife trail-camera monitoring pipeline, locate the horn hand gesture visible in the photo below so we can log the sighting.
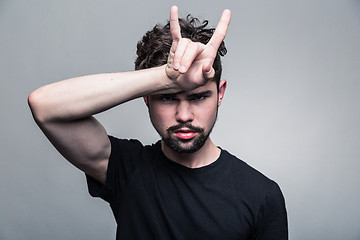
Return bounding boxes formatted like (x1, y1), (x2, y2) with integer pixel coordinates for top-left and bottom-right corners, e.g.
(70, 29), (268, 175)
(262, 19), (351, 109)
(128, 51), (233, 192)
(166, 6), (231, 90)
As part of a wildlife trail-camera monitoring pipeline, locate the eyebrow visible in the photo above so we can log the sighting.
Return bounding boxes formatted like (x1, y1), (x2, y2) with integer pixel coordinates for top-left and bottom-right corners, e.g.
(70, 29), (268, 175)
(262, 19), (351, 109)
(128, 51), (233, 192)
(187, 90), (213, 99)
(158, 90), (213, 100)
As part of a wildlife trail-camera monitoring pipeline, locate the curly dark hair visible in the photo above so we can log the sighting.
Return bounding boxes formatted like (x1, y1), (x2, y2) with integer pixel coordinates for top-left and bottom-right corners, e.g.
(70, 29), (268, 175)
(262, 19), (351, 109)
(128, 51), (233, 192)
(135, 15), (227, 88)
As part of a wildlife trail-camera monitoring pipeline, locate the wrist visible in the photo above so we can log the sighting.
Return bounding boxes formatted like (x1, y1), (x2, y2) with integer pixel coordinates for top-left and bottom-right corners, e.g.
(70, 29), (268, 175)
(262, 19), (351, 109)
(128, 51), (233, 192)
(154, 64), (181, 94)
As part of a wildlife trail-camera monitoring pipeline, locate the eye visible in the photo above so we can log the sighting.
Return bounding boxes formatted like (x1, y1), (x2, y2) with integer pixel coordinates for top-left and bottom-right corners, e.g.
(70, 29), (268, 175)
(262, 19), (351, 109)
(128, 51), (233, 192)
(188, 91), (212, 102)
(190, 93), (210, 102)
(192, 95), (205, 101)
(161, 96), (176, 103)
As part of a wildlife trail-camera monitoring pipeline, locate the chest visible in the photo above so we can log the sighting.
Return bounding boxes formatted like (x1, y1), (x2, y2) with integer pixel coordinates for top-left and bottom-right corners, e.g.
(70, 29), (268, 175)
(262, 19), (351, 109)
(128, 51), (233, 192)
(114, 163), (255, 239)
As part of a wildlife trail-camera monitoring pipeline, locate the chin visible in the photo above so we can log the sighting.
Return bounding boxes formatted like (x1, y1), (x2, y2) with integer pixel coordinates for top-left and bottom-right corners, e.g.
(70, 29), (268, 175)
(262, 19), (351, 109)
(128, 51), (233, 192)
(163, 135), (208, 154)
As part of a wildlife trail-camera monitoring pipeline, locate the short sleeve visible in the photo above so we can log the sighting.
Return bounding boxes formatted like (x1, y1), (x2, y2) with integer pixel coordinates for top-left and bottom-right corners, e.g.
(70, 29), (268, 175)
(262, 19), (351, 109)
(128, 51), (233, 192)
(86, 136), (144, 203)
(253, 181), (288, 239)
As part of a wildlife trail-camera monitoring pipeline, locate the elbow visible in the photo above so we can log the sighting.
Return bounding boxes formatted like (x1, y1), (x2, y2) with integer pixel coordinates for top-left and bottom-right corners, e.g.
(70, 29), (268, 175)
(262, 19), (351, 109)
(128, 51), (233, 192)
(27, 89), (38, 110)
(28, 87), (48, 124)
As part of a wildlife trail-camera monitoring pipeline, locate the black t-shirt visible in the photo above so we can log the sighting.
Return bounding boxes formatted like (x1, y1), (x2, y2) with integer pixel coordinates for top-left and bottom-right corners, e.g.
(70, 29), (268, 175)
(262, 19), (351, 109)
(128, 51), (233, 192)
(87, 136), (288, 239)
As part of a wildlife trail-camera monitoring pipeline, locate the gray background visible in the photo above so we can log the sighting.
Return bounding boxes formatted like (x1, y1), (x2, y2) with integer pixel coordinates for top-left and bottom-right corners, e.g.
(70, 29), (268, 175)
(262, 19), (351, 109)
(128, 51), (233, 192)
(1, 0), (359, 239)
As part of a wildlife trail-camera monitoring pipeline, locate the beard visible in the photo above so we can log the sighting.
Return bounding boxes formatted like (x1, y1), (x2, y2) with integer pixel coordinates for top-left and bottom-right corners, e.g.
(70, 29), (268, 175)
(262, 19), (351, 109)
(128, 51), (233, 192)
(162, 124), (210, 153)
(162, 109), (218, 154)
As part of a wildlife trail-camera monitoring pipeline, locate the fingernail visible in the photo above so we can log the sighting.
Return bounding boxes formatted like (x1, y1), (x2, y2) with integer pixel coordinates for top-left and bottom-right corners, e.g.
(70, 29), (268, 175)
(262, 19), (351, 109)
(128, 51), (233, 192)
(179, 65), (186, 73)
(173, 63), (179, 70)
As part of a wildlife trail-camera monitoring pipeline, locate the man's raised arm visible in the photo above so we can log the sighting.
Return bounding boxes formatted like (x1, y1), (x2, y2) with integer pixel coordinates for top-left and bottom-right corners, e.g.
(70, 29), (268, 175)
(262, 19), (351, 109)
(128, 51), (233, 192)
(28, 66), (172, 184)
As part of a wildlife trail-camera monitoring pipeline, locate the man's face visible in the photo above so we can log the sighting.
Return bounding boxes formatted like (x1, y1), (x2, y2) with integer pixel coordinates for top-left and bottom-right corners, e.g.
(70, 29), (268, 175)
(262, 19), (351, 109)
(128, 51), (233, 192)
(147, 80), (226, 154)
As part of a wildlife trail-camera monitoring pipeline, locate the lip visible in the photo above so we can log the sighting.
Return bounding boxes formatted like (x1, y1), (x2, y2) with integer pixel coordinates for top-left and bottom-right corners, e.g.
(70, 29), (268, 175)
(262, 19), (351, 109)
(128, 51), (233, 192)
(174, 129), (196, 140)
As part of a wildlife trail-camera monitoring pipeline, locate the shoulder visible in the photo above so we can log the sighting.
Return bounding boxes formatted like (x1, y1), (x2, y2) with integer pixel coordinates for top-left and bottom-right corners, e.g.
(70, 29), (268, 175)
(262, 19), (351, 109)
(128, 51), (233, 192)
(107, 136), (160, 164)
(108, 136), (144, 150)
(220, 149), (284, 202)
(108, 136), (155, 156)
(220, 149), (288, 232)
(221, 149), (272, 184)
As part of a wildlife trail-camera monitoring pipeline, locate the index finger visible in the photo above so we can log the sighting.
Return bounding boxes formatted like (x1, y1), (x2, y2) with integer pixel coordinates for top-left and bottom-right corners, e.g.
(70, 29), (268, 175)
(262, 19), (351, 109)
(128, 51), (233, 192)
(207, 9), (231, 51)
(170, 6), (182, 42)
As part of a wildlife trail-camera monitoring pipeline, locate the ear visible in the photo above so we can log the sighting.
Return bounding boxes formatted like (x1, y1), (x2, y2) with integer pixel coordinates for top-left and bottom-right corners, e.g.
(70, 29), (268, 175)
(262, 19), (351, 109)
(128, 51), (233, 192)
(143, 96), (149, 107)
(217, 79), (227, 107)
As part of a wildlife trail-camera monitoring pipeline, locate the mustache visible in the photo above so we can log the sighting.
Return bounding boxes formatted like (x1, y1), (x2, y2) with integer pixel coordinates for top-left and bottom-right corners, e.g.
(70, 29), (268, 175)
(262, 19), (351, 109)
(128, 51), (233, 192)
(167, 124), (204, 133)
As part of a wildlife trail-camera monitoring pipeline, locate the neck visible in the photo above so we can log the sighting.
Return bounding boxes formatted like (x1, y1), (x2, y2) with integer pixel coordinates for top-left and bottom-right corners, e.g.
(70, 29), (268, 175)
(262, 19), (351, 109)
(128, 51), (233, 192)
(161, 137), (221, 168)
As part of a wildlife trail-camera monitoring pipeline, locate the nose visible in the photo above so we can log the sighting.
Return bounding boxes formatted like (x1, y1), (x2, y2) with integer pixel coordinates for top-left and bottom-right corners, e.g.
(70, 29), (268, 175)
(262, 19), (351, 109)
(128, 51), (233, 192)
(175, 100), (194, 123)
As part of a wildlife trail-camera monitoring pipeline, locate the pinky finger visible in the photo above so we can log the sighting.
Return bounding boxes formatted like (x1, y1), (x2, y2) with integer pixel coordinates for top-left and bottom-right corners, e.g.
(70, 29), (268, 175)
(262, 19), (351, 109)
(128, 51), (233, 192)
(170, 6), (181, 42)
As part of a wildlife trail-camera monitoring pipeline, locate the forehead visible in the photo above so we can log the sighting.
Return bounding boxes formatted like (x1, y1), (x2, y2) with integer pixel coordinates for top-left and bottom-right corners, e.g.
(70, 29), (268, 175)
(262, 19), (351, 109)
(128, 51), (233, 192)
(173, 80), (218, 97)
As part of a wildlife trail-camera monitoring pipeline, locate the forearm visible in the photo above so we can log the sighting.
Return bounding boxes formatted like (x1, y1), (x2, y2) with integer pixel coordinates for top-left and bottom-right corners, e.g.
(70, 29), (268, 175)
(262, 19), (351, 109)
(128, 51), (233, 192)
(28, 65), (175, 123)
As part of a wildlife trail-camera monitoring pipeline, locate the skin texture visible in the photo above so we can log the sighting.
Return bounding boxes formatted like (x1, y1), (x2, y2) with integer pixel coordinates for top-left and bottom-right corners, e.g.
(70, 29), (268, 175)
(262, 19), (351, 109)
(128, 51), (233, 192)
(28, 6), (231, 184)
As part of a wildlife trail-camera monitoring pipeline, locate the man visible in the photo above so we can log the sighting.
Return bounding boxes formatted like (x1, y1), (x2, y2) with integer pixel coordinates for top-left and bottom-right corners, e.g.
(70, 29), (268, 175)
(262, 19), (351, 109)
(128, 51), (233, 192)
(28, 6), (288, 239)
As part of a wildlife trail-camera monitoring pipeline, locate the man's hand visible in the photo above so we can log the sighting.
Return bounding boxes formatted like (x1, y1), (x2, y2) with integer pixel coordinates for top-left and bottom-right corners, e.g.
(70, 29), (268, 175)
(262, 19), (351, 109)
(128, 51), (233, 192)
(166, 6), (231, 90)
